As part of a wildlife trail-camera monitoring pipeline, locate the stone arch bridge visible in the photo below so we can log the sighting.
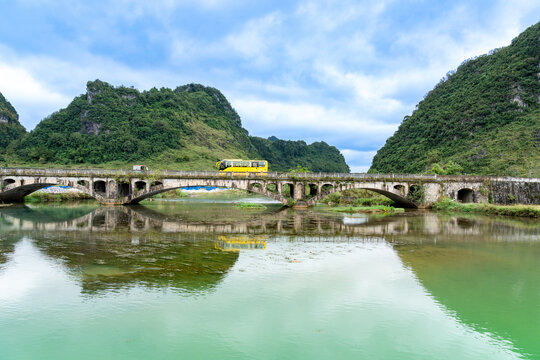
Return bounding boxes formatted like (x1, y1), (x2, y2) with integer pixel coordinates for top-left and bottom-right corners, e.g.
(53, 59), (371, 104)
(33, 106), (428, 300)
(1, 168), (538, 207)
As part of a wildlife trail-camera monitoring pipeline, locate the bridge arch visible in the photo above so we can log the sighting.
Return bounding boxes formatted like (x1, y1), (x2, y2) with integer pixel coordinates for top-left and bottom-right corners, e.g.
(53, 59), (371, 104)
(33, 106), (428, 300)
(93, 180), (106, 195)
(0, 179), (110, 204)
(321, 183), (334, 192)
(393, 184), (406, 195)
(307, 184), (417, 208)
(362, 188), (417, 208)
(118, 182), (130, 197)
(248, 182), (264, 191)
(265, 182), (278, 193)
(280, 182), (294, 199)
(2, 178), (16, 188)
(307, 183), (319, 198)
(134, 181), (147, 192)
(457, 188), (475, 203)
(127, 183), (289, 205)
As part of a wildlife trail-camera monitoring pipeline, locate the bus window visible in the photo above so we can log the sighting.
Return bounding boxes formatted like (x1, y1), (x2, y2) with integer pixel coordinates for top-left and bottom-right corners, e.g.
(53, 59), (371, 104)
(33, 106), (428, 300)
(251, 162), (258, 167)
(258, 162), (266, 167)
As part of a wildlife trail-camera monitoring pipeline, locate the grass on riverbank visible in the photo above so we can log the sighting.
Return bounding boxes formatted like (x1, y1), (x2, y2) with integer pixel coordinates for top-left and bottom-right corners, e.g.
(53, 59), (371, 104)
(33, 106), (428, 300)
(432, 197), (540, 218)
(326, 205), (404, 214)
(25, 191), (94, 203)
(320, 189), (394, 206)
(151, 189), (248, 199)
(152, 189), (189, 199)
(234, 202), (267, 210)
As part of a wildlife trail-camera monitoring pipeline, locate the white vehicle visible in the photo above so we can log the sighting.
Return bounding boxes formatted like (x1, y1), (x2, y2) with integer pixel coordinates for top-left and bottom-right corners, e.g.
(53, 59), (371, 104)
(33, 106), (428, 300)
(132, 165), (149, 171)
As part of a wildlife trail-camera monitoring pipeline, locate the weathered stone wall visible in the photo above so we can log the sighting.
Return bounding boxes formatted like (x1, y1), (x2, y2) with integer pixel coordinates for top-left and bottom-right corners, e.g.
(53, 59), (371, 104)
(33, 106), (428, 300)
(423, 183), (443, 204)
(491, 181), (540, 205)
(443, 182), (490, 204)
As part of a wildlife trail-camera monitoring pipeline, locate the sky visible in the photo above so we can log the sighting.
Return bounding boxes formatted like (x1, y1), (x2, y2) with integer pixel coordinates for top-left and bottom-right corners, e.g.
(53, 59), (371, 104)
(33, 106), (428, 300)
(0, 0), (539, 172)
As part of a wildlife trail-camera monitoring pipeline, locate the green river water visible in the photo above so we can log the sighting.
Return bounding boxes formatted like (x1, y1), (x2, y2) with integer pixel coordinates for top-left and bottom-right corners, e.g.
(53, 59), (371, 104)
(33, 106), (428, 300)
(0, 197), (539, 359)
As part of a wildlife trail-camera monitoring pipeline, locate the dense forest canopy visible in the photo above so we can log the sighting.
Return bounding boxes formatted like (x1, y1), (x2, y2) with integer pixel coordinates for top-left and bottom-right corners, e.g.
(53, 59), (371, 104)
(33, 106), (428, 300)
(251, 136), (349, 172)
(370, 21), (540, 177)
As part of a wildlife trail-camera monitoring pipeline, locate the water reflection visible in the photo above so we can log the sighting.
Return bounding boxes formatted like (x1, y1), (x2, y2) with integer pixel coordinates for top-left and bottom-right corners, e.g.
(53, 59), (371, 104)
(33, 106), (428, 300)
(396, 240), (540, 357)
(1, 204), (538, 240)
(0, 202), (539, 359)
(216, 235), (267, 251)
(2, 232), (240, 296)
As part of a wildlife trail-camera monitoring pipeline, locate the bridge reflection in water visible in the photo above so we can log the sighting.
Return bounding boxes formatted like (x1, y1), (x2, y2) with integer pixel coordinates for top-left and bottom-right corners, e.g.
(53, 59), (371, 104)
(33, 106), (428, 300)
(1, 203), (538, 240)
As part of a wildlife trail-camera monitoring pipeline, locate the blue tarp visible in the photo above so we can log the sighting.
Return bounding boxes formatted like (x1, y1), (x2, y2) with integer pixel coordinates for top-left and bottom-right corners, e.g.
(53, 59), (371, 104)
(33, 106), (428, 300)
(182, 186), (221, 191)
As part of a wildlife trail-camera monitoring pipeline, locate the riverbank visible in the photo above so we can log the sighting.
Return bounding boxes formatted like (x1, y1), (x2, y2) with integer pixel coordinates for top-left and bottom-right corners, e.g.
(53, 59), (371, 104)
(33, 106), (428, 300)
(432, 197), (540, 218)
(25, 191), (94, 203)
(320, 189), (394, 206)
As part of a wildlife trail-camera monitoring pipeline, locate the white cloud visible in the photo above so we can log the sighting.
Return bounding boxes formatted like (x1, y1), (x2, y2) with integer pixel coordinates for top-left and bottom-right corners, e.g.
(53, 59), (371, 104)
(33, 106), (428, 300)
(313, 64), (414, 117)
(394, 1), (538, 75)
(0, 63), (70, 106)
(0, 44), (188, 128)
(232, 97), (399, 148)
(0, 62), (72, 127)
(295, 0), (391, 32)
(224, 12), (282, 61)
(171, 11), (284, 66)
(340, 149), (378, 173)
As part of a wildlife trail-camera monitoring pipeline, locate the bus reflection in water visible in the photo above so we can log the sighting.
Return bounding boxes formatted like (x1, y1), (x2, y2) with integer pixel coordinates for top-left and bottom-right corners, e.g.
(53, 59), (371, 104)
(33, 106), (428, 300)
(215, 235), (267, 252)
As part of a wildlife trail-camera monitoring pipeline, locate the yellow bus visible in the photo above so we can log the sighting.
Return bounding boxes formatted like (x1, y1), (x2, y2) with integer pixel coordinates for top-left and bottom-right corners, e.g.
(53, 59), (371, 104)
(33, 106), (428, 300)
(216, 159), (268, 174)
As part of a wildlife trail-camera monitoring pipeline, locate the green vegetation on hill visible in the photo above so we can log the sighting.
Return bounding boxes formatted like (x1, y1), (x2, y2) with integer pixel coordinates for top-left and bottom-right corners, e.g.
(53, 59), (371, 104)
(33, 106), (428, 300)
(250, 136), (349, 172)
(370, 22), (540, 177)
(0, 92), (26, 153)
(2, 80), (349, 172)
